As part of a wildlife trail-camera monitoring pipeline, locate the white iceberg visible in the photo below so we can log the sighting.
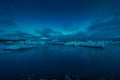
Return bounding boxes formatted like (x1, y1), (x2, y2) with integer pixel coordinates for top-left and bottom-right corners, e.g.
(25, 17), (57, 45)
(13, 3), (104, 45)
(64, 40), (105, 48)
(3, 41), (36, 50)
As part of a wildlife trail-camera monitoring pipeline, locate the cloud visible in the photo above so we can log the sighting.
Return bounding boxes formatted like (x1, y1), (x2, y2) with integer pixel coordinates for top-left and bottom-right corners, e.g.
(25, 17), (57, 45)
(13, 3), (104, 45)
(62, 31), (89, 40)
(35, 28), (62, 38)
(0, 3), (17, 28)
(87, 20), (120, 40)
(61, 22), (79, 31)
(83, 1), (120, 40)
(0, 29), (6, 32)
(0, 19), (16, 27)
(1, 30), (36, 40)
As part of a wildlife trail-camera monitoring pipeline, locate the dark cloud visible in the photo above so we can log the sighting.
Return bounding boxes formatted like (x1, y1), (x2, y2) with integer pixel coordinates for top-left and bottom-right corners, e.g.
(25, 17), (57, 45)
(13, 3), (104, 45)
(35, 28), (62, 38)
(62, 22), (79, 31)
(0, 0), (16, 28)
(0, 19), (16, 27)
(2, 30), (36, 40)
(0, 11), (16, 28)
(0, 0), (120, 40)
(14, 30), (35, 38)
(85, 1), (120, 40)
(0, 29), (6, 32)
(35, 28), (53, 37)
(63, 31), (88, 40)
(15, 30), (32, 36)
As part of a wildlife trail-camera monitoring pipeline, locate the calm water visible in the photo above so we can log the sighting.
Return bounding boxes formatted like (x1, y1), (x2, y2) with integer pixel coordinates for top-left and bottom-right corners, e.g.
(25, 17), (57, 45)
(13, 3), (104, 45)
(0, 44), (120, 79)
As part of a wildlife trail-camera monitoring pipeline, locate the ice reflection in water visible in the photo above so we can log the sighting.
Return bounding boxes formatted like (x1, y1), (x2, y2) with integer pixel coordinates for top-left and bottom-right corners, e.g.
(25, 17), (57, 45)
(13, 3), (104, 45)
(0, 44), (120, 79)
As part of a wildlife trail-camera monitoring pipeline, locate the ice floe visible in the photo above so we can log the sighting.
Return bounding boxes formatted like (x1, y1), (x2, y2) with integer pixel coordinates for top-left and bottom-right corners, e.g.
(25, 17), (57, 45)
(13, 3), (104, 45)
(1, 38), (120, 50)
(64, 40), (105, 48)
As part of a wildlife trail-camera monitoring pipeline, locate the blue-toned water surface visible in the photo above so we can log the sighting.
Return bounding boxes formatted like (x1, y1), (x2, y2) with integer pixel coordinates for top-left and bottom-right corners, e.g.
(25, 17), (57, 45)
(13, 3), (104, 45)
(0, 45), (120, 79)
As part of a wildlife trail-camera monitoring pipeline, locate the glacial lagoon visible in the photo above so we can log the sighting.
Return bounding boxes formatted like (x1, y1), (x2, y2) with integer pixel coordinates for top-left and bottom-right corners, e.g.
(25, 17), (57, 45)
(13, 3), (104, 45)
(0, 43), (120, 79)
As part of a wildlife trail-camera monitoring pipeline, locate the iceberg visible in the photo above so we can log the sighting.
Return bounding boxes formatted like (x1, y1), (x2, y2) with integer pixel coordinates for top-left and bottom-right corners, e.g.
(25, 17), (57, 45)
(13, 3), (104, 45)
(4, 44), (36, 50)
(50, 39), (64, 45)
(64, 40), (105, 48)
(3, 41), (36, 50)
(79, 41), (105, 48)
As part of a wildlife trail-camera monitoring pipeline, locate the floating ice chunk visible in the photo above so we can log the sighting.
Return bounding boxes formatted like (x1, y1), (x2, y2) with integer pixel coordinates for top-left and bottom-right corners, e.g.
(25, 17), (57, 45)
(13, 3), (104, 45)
(40, 37), (48, 40)
(24, 39), (38, 45)
(64, 40), (105, 48)
(4, 44), (36, 50)
(64, 41), (80, 46)
(50, 39), (64, 45)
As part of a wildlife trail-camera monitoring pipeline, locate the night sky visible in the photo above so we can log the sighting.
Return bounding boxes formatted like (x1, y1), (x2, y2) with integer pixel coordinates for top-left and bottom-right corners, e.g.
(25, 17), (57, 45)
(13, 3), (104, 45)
(0, 0), (120, 40)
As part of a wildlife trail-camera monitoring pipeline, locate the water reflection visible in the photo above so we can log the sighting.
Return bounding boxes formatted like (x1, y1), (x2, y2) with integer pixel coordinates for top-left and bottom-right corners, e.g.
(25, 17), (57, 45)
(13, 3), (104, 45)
(0, 44), (120, 79)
